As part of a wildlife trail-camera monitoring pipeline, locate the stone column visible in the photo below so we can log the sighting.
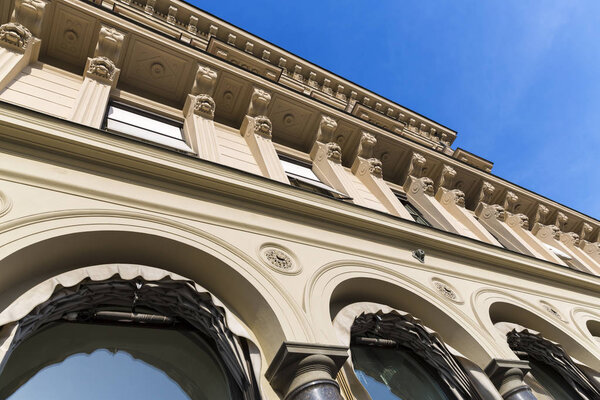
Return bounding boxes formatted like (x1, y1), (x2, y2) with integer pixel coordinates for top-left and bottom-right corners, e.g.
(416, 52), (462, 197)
(0, 0), (49, 91)
(266, 342), (348, 400)
(485, 359), (537, 400)
(239, 87), (289, 183)
(70, 26), (125, 128)
(182, 64), (221, 162)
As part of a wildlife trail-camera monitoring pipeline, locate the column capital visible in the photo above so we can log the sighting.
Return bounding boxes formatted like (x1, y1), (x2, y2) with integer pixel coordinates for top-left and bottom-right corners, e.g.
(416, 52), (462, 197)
(266, 342), (348, 400)
(485, 359), (535, 400)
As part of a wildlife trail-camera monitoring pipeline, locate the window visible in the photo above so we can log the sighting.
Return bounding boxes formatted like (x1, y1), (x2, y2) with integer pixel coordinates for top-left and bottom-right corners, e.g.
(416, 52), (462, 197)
(0, 322), (239, 400)
(104, 102), (192, 153)
(279, 155), (351, 200)
(394, 191), (431, 226)
(352, 344), (454, 400)
(527, 359), (582, 400)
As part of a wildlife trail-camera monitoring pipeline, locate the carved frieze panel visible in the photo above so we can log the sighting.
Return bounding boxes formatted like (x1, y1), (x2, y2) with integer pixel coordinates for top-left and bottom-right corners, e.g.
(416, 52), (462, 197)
(269, 95), (318, 151)
(44, 4), (96, 68)
(207, 38), (282, 82)
(119, 37), (195, 106)
(212, 72), (249, 126)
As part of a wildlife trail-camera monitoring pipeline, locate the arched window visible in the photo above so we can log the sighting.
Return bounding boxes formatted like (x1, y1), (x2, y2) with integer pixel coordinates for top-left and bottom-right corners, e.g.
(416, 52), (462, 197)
(0, 266), (260, 400)
(347, 310), (483, 400)
(501, 325), (600, 400)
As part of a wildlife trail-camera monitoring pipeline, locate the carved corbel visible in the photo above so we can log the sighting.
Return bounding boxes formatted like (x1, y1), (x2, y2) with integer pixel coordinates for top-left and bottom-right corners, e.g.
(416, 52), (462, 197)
(352, 132), (382, 177)
(94, 25), (125, 62)
(313, 115), (341, 163)
(84, 56), (118, 85)
(407, 152), (427, 179)
(580, 223), (593, 243)
(438, 188), (466, 207)
(438, 165), (456, 190)
(560, 231), (580, 248)
(534, 204), (549, 226)
(555, 212), (568, 232)
(243, 87), (273, 137)
(0, 0), (48, 52)
(478, 181), (495, 205)
(190, 64), (218, 119)
(505, 213), (530, 230)
(503, 191), (518, 214)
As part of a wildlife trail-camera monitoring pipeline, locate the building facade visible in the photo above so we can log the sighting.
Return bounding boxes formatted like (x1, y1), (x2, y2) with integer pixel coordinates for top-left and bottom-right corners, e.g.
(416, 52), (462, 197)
(0, 0), (600, 399)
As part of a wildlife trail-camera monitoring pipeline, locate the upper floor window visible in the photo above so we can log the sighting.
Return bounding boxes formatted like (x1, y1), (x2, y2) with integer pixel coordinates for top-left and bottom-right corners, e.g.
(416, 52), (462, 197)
(279, 155), (351, 200)
(393, 191), (431, 226)
(104, 102), (192, 153)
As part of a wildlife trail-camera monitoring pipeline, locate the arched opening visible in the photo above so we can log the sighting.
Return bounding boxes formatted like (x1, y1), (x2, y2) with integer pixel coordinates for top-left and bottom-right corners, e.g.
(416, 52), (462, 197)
(586, 320), (600, 344)
(490, 302), (600, 399)
(0, 229), (286, 359)
(489, 302), (598, 368)
(330, 277), (490, 365)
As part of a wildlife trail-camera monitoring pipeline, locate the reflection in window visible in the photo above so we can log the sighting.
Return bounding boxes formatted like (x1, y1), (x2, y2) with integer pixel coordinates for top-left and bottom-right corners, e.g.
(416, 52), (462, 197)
(279, 155), (351, 199)
(0, 322), (235, 400)
(351, 345), (454, 400)
(104, 102), (192, 152)
(528, 359), (582, 400)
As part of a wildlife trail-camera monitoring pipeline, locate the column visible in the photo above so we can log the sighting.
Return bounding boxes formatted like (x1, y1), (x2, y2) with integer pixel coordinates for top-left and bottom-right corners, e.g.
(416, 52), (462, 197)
(485, 359), (537, 400)
(70, 26), (125, 128)
(182, 63), (221, 162)
(239, 87), (289, 183)
(266, 342), (348, 400)
(0, 0), (49, 91)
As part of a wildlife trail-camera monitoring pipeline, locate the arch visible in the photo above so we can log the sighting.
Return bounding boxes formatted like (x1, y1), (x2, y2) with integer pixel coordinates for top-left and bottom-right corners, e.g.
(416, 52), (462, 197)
(472, 289), (600, 369)
(303, 261), (499, 367)
(0, 211), (312, 359)
(571, 307), (600, 346)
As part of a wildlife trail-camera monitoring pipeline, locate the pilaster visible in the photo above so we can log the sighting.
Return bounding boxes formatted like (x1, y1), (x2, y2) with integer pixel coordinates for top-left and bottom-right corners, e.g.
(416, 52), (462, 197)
(0, 0), (49, 91)
(435, 165), (501, 245)
(239, 87), (289, 183)
(403, 153), (474, 236)
(183, 64), (220, 162)
(70, 26), (125, 128)
(310, 115), (362, 202)
(350, 131), (413, 219)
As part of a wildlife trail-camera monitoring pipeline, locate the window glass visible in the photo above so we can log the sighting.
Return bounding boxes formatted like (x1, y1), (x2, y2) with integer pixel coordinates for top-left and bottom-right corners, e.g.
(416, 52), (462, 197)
(0, 322), (234, 400)
(528, 359), (582, 400)
(105, 103), (192, 153)
(351, 345), (453, 400)
(393, 192), (431, 226)
(279, 156), (351, 199)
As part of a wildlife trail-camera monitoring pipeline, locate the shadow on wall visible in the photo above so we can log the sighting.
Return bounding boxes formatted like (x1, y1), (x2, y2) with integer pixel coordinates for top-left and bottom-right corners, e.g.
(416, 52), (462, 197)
(329, 276), (491, 366)
(0, 230), (285, 359)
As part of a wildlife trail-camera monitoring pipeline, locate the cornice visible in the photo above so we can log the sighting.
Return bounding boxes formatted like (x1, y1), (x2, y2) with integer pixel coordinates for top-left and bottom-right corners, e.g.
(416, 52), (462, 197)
(1, 102), (600, 295)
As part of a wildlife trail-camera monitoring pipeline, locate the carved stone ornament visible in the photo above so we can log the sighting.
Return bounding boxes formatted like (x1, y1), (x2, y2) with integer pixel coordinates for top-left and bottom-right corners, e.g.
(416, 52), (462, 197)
(505, 213), (530, 230)
(534, 204), (550, 225)
(95, 25), (125, 62)
(326, 142), (342, 163)
(253, 115), (273, 138)
(259, 244), (300, 274)
(480, 204), (505, 221)
(560, 232), (580, 247)
(86, 56), (117, 83)
(12, 0), (48, 37)
(539, 301), (566, 323)
(317, 115), (337, 143)
(506, 329), (600, 398)
(0, 22), (32, 51)
(352, 311), (482, 400)
(439, 165), (456, 190)
(408, 152), (426, 178)
(580, 223), (593, 242)
(478, 181), (495, 205)
(431, 278), (462, 303)
(367, 158), (383, 178)
(0, 191), (13, 218)
(410, 176), (435, 196)
(440, 188), (465, 208)
(192, 64), (218, 96)
(358, 131), (377, 159)
(248, 87), (271, 117)
(503, 191), (518, 214)
(193, 94), (216, 119)
(555, 212), (568, 231)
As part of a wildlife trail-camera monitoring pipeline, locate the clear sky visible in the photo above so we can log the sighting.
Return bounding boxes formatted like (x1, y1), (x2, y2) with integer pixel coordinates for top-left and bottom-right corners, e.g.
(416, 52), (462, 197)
(190, 0), (600, 221)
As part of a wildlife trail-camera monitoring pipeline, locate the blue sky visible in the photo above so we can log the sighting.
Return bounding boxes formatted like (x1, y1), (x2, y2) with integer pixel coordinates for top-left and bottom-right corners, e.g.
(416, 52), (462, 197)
(191, 1), (600, 220)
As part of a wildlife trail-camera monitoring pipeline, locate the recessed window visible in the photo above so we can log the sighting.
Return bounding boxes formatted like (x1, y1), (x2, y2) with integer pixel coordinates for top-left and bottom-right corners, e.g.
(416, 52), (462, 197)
(0, 322), (238, 400)
(351, 344), (453, 400)
(279, 155), (351, 200)
(394, 191), (431, 226)
(104, 102), (192, 153)
(526, 359), (582, 400)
